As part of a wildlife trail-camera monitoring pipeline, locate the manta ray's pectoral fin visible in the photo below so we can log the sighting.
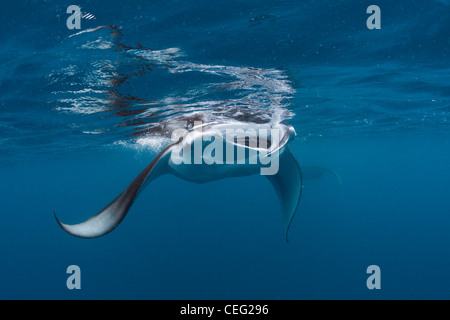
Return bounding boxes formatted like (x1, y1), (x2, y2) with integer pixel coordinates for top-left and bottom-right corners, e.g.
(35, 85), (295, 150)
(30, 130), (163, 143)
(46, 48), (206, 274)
(55, 139), (181, 239)
(266, 147), (303, 242)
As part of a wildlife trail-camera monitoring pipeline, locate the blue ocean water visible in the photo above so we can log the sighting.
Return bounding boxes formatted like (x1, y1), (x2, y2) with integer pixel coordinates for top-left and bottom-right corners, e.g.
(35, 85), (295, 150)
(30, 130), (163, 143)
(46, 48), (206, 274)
(1, 0), (449, 299)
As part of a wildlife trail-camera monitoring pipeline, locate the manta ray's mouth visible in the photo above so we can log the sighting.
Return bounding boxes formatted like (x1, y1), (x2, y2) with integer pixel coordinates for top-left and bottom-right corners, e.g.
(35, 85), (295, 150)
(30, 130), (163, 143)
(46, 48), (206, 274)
(239, 136), (272, 149)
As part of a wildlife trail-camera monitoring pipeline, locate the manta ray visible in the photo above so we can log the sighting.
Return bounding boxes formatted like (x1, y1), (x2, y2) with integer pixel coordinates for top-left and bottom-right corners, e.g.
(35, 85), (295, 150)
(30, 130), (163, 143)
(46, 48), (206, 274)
(55, 122), (303, 241)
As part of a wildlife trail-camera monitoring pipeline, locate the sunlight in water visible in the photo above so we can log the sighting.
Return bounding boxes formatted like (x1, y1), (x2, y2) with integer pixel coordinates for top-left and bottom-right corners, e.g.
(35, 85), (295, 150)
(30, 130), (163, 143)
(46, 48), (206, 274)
(48, 25), (295, 149)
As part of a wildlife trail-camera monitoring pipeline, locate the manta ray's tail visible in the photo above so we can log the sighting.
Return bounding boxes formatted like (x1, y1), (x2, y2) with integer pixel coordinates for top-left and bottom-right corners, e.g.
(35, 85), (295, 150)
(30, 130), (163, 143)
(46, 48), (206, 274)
(54, 140), (180, 238)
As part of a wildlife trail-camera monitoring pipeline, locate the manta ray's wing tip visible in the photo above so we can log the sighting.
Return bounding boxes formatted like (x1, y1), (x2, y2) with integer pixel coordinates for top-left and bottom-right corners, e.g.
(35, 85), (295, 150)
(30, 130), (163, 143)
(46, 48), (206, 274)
(54, 212), (64, 228)
(285, 220), (293, 243)
(54, 212), (82, 238)
(54, 212), (71, 230)
(53, 211), (103, 239)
